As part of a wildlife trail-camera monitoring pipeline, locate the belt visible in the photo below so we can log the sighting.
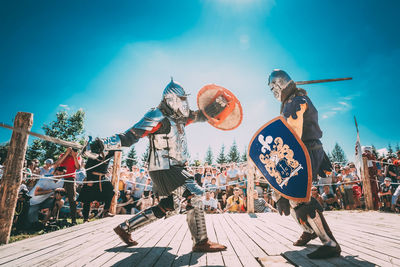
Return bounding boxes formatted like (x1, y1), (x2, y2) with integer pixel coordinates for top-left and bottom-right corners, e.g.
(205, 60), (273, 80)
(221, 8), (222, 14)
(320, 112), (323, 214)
(91, 172), (106, 192)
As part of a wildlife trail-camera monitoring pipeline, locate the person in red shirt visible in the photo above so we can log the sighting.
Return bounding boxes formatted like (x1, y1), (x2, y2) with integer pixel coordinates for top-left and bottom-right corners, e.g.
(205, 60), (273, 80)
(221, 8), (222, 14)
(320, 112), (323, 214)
(54, 147), (81, 224)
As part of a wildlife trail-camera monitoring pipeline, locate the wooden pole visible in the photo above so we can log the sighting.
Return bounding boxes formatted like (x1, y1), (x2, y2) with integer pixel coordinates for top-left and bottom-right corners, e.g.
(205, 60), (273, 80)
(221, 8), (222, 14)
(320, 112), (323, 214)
(0, 112), (33, 244)
(361, 156), (374, 210)
(246, 161), (255, 213)
(110, 151), (122, 214)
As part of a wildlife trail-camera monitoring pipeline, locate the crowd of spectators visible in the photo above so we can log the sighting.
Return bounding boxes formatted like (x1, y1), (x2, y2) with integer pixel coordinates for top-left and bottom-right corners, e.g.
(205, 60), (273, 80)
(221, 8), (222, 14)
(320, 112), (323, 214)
(1, 146), (399, 235)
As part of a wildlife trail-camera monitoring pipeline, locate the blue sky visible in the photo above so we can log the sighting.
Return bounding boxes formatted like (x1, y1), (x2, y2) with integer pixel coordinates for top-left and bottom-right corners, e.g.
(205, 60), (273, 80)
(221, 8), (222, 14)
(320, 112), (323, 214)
(1, 0), (399, 162)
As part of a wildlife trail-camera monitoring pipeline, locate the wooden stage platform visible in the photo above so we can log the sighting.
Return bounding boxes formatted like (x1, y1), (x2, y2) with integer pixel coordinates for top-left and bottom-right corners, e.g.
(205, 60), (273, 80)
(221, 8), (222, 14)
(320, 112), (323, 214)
(0, 211), (399, 266)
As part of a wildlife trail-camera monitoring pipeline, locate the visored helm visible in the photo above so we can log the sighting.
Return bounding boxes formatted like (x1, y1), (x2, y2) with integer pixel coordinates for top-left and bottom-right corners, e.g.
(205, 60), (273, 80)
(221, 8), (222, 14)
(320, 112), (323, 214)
(268, 69), (295, 102)
(162, 78), (190, 118)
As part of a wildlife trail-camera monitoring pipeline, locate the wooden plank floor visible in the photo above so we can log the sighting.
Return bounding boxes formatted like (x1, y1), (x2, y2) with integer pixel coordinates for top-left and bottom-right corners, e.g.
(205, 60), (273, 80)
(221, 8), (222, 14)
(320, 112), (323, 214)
(0, 211), (399, 266)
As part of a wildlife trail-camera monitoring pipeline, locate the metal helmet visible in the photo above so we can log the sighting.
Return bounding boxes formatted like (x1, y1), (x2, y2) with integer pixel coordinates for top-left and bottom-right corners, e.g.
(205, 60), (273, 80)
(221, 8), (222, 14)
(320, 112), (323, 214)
(162, 78), (190, 118)
(268, 69), (295, 102)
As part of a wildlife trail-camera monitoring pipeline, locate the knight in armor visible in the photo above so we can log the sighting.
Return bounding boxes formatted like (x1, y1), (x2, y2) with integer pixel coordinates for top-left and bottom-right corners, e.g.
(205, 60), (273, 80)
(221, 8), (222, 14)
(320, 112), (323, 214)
(268, 69), (341, 259)
(85, 78), (227, 252)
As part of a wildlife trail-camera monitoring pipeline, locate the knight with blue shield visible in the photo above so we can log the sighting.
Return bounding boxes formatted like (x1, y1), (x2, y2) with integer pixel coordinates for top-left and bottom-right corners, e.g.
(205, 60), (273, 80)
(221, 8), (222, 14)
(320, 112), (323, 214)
(268, 69), (341, 259)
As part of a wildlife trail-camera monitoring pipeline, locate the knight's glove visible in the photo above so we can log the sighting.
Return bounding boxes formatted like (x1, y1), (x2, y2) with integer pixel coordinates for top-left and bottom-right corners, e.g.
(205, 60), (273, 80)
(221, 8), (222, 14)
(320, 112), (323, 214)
(83, 135), (121, 158)
(204, 95), (229, 118)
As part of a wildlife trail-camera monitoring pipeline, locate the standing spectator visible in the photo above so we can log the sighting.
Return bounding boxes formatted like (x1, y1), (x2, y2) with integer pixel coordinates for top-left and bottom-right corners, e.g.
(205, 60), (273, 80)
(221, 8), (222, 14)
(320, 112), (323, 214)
(54, 147), (81, 224)
(39, 159), (55, 177)
(225, 187), (244, 213)
(379, 177), (394, 211)
(387, 152), (400, 190)
(202, 171), (212, 189)
(206, 177), (218, 192)
(227, 163), (239, 185)
(194, 167), (203, 186)
(321, 185), (340, 210)
(392, 185), (400, 212)
(26, 166), (66, 228)
(253, 191), (277, 213)
(342, 166), (355, 210)
(133, 168), (147, 202)
(217, 168), (227, 191)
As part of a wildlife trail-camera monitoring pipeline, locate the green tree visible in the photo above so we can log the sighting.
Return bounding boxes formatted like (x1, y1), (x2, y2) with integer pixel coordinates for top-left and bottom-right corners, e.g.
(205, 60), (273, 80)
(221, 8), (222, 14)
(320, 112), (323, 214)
(227, 140), (240, 163)
(241, 146), (247, 162)
(395, 143), (400, 153)
(126, 146), (138, 170)
(216, 144), (227, 164)
(371, 144), (379, 158)
(141, 144), (150, 166)
(26, 139), (43, 162)
(27, 109), (85, 162)
(0, 142), (9, 164)
(331, 142), (347, 164)
(204, 146), (213, 165)
(388, 143), (394, 157)
(327, 151), (333, 163)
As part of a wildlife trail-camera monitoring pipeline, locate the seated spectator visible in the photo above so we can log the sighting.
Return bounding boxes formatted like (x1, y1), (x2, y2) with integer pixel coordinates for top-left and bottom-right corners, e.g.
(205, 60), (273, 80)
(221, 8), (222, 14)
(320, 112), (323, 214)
(43, 188), (66, 224)
(253, 191), (277, 213)
(136, 190), (153, 212)
(217, 169), (227, 191)
(379, 177), (393, 211)
(392, 184), (400, 212)
(26, 166), (66, 229)
(225, 187), (244, 213)
(218, 191), (228, 212)
(321, 185), (340, 210)
(311, 186), (324, 207)
(117, 190), (136, 214)
(203, 190), (218, 214)
(13, 184), (32, 231)
(202, 172), (212, 188)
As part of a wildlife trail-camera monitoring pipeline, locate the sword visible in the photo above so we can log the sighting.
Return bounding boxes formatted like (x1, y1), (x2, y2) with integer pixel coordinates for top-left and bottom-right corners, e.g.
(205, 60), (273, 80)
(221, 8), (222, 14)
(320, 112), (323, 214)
(295, 77), (352, 85)
(0, 122), (83, 150)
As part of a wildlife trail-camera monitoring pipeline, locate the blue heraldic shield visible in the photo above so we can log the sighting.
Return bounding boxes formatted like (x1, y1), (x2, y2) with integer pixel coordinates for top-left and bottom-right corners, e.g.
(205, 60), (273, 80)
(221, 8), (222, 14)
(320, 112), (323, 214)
(248, 116), (312, 202)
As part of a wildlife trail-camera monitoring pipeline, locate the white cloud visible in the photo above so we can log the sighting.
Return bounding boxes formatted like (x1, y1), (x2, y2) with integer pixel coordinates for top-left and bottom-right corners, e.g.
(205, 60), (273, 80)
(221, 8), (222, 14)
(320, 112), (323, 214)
(59, 104), (70, 110)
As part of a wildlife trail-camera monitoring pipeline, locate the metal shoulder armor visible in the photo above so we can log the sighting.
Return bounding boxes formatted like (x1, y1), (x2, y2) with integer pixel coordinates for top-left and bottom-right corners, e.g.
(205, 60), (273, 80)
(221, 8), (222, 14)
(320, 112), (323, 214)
(133, 108), (165, 131)
(282, 96), (308, 120)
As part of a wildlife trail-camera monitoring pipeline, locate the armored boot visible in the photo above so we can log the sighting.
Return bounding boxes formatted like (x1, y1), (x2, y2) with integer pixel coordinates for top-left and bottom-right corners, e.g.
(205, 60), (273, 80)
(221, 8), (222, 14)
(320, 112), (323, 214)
(188, 195), (226, 252)
(113, 206), (165, 246)
(290, 208), (317, 246)
(306, 210), (341, 259)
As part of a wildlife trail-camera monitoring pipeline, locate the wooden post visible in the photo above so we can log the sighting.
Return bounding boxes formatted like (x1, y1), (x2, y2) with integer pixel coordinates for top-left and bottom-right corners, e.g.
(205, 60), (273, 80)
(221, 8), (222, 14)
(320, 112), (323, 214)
(0, 112), (33, 244)
(246, 161), (255, 213)
(110, 151), (122, 214)
(361, 156), (374, 210)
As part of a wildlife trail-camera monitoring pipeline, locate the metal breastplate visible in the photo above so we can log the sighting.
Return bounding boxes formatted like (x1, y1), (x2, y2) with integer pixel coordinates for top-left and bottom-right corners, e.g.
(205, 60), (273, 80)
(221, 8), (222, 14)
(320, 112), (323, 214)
(148, 118), (189, 171)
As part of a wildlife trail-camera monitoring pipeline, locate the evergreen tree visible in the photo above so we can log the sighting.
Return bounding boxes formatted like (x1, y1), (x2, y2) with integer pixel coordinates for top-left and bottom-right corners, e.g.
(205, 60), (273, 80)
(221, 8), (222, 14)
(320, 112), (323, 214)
(371, 144), (379, 158)
(216, 144), (227, 164)
(0, 142), (9, 165)
(327, 151), (333, 163)
(241, 146), (247, 162)
(388, 143), (394, 157)
(331, 142), (347, 164)
(126, 146), (138, 170)
(26, 139), (43, 162)
(395, 143), (400, 153)
(227, 140), (240, 163)
(204, 146), (213, 165)
(141, 144), (150, 166)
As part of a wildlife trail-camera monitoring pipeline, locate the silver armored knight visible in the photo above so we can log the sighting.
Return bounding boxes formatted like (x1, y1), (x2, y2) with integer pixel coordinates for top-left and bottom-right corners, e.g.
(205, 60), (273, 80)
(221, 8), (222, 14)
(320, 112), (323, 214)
(268, 69), (341, 259)
(86, 78), (227, 252)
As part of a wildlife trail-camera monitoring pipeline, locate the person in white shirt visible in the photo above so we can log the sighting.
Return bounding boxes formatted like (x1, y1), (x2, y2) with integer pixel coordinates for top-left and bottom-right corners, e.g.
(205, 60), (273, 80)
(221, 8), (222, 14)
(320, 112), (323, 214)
(203, 190), (218, 213)
(26, 167), (66, 227)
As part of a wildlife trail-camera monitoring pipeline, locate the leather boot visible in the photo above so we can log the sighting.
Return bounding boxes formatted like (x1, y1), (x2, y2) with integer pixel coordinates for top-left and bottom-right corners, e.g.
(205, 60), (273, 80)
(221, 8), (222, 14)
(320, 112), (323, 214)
(293, 231), (317, 246)
(113, 226), (138, 246)
(192, 238), (227, 252)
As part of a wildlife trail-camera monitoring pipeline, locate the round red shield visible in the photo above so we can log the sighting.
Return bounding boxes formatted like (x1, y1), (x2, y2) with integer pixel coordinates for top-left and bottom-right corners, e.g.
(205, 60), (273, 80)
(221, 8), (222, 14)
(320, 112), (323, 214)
(197, 84), (243, 131)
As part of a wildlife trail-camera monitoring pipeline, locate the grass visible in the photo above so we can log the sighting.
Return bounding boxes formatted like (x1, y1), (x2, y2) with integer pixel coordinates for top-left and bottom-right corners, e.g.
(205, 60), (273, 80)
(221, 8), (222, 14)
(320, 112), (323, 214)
(8, 218), (88, 244)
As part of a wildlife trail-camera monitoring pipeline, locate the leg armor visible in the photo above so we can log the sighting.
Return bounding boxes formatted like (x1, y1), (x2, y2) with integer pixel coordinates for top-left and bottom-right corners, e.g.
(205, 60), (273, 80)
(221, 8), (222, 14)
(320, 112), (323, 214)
(186, 194), (208, 245)
(290, 206), (317, 246)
